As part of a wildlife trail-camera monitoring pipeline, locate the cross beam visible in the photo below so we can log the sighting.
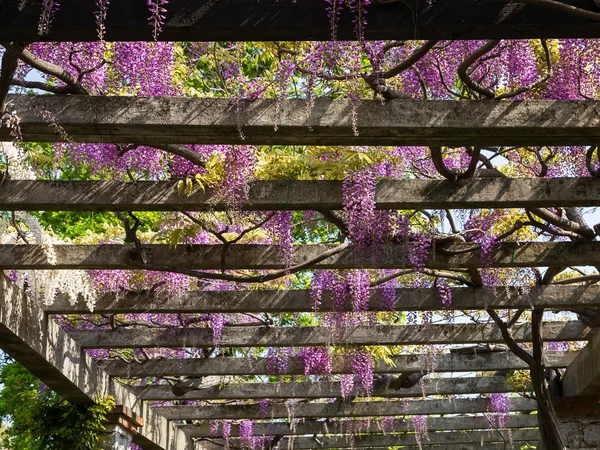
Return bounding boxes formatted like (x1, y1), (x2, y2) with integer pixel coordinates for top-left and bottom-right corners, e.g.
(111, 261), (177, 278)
(4, 242), (600, 270)
(179, 414), (540, 437)
(154, 397), (538, 420)
(131, 376), (524, 401)
(4, 0), (600, 41)
(6, 178), (600, 212)
(68, 322), (592, 348)
(232, 429), (540, 449)
(6, 95), (600, 146)
(45, 285), (600, 314)
(99, 351), (576, 377)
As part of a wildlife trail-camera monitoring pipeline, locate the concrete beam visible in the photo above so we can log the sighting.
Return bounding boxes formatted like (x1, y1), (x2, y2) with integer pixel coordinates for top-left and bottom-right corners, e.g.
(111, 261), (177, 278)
(0, 273), (192, 450)
(4, 242), (600, 270)
(179, 414), (540, 437)
(154, 397), (538, 420)
(563, 326), (600, 396)
(45, 285), (600, 314)
(68, 321), (592, 348)
(6, 95), (600, 146)
(7, 178), (600, 212)
(131, 376), (525, 401)
(246, 429), (540, 448)
(6, 0), (600, 41)
(99, 350), (576, 377)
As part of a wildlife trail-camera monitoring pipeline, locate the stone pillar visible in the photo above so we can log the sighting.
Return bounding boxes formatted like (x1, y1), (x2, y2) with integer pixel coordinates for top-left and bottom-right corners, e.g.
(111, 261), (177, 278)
(101, 405), (144, 450)
(537, 398), (600, 450)
(101, 424), (133, 450)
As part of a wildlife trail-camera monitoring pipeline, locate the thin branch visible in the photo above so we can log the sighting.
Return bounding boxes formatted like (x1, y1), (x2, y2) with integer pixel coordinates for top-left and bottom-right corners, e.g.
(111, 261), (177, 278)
(5, 43), (88, 95)
(9, 78), (74, 95)
(486, 309), (536, 367)
(457, 40), (501, 99)
(128, 242), (351, 283)
(429, 146), (481, 180)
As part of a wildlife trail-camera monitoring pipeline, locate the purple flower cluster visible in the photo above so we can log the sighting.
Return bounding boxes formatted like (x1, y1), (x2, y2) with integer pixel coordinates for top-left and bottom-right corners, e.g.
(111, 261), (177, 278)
(266, 347), (291, 375)
(490, 392), (511, 429)
(147, 0), (169, 40)
(343, 168), (377, 250)
(349, 349), (374, 396)
(298, 347), (333, 376)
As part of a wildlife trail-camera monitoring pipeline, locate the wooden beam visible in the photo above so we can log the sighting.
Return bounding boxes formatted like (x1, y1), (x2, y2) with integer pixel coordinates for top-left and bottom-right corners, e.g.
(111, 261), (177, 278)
(0, 273), (192, 450)
(233, 429), (540, 448)
(7, 0), (600, 41)
(154, 397), (538, 420)
(6, 95), (600, 146)
(131, 376), (525, 401)
(99, 351), (576, 377)
(179, 414), (540, 437)
(45, 285), (600, 314)
(68, 322), (591, 349)
(7, 178), (600, 212)
(563, 328), (600, 397)
(5, 241), (600, 270)
(340, 446), (515, 450)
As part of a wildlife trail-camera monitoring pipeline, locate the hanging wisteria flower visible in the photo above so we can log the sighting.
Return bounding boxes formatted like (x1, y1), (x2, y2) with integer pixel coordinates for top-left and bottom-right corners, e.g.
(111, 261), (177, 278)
(38, 0), (60, 35)
(435, 277), (453, 309)
(210, 313), (225, 347)
(298, 347), (333, 376)
(412, 415), (429, 447)
(349, 349), (374, 396)
(490, 392), (511, 429)
(266, 347), (292, 375)
(223, 421), (232, 450)
(343, 168), (376, 249)
(94, 0), (110, 40)
(147, 0), (168, 40)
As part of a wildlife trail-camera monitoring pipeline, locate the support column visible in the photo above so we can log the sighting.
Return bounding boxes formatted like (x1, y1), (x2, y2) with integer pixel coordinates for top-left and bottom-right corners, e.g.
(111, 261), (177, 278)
(101, 405), (144, 450)
(538, 398), (600, 450)
(101, 424), (133, 450)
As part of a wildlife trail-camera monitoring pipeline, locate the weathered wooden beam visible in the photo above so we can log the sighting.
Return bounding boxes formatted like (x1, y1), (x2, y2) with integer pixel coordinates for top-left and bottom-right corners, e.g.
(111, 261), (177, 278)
(563, 327), (600, 397)
(179, 414), (540, 437)
(6, 95), (600, 146)
(7, 178), (600, 213)
(154, 397), (538, 420)
(132, 376), (525, 401)
(232, 428), (540, 448)
(46, 285), (600, 314)
(68, 322), (592, 349)
(6, 0), (600, 41)
(100, 351), (576, 378)
(0, 274), (191, 450)
(344, 446), (515, 450)
(5, 241), (600, 270)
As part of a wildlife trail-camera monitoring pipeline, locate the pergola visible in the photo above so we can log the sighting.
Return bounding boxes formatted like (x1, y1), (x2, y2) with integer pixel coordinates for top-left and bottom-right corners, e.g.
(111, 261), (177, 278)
(2, 2), (600, 450)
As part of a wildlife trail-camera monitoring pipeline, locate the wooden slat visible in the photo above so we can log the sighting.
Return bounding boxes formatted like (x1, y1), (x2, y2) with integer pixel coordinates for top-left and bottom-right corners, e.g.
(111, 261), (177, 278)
(5, 241), (600, 270)
(154, 397), (538, 420)
(5, 178), (600, 212)
(6, 0), (600, 41)
(69, 322), (592, 349)
(45, 285), (600, 314)
(248, 429), (540, 448)
(99, 351), (577, 377)
(6, 95), (600, 146)
(179, 414), (540, 437)
(131, 376), (524, 401)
